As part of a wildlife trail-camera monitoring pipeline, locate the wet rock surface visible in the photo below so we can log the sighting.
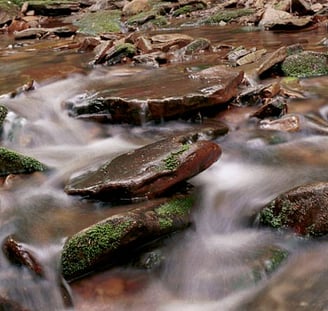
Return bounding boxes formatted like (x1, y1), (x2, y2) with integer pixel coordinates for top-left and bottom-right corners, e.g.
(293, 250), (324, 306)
(65, 136), (221, 199)
(259, 182), (328, 236)
(61, 194), (194, 281)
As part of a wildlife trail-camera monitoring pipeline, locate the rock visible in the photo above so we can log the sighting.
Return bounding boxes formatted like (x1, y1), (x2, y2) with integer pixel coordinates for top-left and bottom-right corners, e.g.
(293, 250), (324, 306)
(258, 182), (328, 236)
(150, 33), (194, 52)
(172, 2), (206, 17)
(259, 114), (300, 132)
(256, 46), (287, 77)
(202, 8), (255, 25)
(259, 6), (313, 30)
(281, 51), (328, 78)
(236, 49), (267, 66)
(61, 195), (195, 280)
(25, 0), (80, 16)
(251, 97), (288, 119)
(68, 65), (243, 124)
(125, 9), (158, 27)
(239, 246), (328, 311)
(181, 37), (211, 55)
(0, 105), (8, 128)
(3, 235), (44, 277)
(0, 147), (47, 177)
(14, 25), (77, 40)
(122, 0), (151, 16)
(65, 137), (221, 199)
(93, 42), (137, 66)
(74, 10), (121, 35)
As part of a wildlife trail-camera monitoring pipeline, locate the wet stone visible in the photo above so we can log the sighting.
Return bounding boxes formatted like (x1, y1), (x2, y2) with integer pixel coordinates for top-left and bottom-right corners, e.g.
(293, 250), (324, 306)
(65, 136), (221, 200)
(258, 182), (328, 236)
(67, 65), (243, 124)
(0, 147), (47, 177)
(61, 195), (195, 280)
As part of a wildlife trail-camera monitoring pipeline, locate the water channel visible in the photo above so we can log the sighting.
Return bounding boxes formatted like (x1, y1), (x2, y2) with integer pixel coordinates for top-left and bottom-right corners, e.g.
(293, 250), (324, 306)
(0, 24), (328, 310)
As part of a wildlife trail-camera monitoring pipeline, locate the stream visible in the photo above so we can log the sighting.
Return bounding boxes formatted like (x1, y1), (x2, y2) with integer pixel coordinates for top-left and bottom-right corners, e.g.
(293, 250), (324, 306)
(1, 23), (328, 310)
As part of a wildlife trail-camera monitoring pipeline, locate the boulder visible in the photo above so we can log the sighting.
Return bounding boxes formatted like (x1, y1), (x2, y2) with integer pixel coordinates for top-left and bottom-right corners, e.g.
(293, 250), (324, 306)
(281, 51), (328, 78)
(0, 147), (47, 177)
(61, 195), (194, 280)
(259, 182), (328, 236)
(68, 65), (243, 124)
(122, 0), (151, 16)
(65, 137), (221, 199)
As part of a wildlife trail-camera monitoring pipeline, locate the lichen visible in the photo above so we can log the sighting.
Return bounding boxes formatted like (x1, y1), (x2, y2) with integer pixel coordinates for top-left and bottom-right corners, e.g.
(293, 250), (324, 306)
(202, 8), (255, 25)
(0, 147), (47, 176)
(61, 217), (133, 279)
(155, 196), (194, 230)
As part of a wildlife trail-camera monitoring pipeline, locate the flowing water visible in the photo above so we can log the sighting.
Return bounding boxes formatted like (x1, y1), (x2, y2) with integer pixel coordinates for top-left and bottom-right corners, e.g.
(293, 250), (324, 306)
(1, 24), (328, 310)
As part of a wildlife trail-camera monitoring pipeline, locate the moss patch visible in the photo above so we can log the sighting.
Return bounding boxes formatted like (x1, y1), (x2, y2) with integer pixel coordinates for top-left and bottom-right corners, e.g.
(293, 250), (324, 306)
(172, 3), (205, 17)
(0, 147), (47, 176)
(161, 143), (190, 171)
(281, 52), (328, 78)
(155, 196), (194, 230)
(61, 217), (133, 279)
(202, 8), (255, 25)
(74, 10), (121, 35)
(0, 105), (8, 127)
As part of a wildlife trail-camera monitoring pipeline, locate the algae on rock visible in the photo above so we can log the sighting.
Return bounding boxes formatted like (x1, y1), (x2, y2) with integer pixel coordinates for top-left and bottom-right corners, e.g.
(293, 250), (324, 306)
(0, 147), (47, 176)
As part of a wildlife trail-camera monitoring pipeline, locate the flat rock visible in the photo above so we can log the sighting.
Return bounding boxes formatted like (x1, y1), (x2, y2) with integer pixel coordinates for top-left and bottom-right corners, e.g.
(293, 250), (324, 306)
(67, 65), (243, 124)
(259, 6), (313, 30)
(65, 137), (221, 200)
(259, 182), (328, 236)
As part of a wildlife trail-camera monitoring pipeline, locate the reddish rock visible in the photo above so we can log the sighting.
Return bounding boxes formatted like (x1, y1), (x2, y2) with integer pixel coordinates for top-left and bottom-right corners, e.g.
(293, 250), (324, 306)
(65, 137), (221, 200)
(259, 182), (328, 236)
(68, 65), (243, 124)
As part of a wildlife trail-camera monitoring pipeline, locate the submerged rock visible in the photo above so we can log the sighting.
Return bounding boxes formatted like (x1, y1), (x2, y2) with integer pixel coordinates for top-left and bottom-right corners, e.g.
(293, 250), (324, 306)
(258, 182), (328, 236)
(0, 147), (47, 177)
(281, 51), (328, 78)
(65, 137), (221, 199)
(61, 195), (194, 280)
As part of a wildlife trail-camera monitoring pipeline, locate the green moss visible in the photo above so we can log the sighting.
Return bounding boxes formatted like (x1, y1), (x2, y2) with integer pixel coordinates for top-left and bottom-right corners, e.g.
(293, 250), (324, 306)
(115, 43), (136, 56)
(202, 8), (255, 25)
(0, 147), (47, 176)
(74, 10), (121, 35)
(0, 105), (8, 127)
(126, 10), (157, 25)
(61, 217), (133, 278)
(161, 143), (190, 171)
(172, 3), (205, 17)
(260, 200), (295, 229)
(282, 52), (328, 78)
(155, 196), (194, 230)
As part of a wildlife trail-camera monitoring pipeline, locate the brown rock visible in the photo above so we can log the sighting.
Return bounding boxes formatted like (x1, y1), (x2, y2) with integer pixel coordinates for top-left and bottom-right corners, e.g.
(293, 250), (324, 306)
(68, 65), (243, 124)
(259, 182), (328, 236)
(256, 46), (287, 76)
(65, 138), (221, 199)
(122, 0), (151, 16)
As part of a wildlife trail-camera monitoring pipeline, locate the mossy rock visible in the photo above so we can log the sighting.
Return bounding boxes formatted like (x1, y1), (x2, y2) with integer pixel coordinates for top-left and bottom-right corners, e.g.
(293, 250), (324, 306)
(258, 182), (328, 236)
(61, 195), (194, 280)
(126, 9), (158, 26)
(281, 51), (328, 78)
(74, 10), (121, 35)
(0, 105), (8, 128)
(0, 147), (47, 176)
(202, 8), (255, 25)
(172, 3), (206, 17)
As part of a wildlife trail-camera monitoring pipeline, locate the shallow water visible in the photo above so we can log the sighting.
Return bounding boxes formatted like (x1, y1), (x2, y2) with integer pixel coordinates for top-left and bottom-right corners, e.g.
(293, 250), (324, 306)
(0, 24), (328, 310)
